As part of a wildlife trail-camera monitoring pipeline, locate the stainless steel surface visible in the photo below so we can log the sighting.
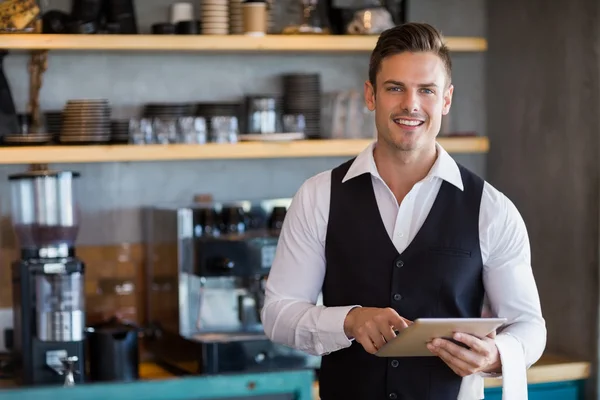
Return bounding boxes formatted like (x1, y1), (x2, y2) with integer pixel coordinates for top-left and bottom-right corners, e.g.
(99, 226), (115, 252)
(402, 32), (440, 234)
(45, 352), (79, 385)
(144, 198), (322, 373)
(37, 310), (84, 342)
(195, 278), (261, 333)
(145, 199), (292, 337)
(46, 349), (68, 375)
(9, 170), (80, 249)
(10, 172), (78, 227)
(36, 272), (85, 342)
(61, 356), (79, 386)
(39, 244), (71, 259)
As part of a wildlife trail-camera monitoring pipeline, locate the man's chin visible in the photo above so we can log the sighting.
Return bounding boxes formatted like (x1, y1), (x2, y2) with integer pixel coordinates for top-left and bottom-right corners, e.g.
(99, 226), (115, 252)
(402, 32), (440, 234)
(390, 137), (420, 151)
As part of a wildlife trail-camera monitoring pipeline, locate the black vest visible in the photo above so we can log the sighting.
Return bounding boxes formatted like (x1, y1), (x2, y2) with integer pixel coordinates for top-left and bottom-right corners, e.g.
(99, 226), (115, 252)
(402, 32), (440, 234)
(320, 158), (485, 400)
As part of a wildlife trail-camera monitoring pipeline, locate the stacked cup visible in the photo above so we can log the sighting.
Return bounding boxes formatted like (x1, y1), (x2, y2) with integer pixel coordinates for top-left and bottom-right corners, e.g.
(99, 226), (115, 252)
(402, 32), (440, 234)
(229, 0), (244, 34)
(201, 0), (229, 35)
(266, 0), (275, 33)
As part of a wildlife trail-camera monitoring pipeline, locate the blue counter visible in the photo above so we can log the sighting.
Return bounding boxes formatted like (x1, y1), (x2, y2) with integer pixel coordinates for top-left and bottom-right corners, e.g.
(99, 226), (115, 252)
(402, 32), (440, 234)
(0, 354), (590, 400)
(484, 380), (586, 400)
(0, 369), (315, 400)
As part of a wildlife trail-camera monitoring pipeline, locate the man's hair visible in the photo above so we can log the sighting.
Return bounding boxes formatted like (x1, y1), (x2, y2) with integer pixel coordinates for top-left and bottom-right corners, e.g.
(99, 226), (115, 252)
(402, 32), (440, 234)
(368, 22), (452, 91)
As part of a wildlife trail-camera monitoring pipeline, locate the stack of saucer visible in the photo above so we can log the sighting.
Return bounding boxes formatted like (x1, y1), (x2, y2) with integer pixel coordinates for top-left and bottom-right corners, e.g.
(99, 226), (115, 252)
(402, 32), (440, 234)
(2, 132), (53, 146)
(59, 99), (111, 144)
(111, 120), (130, 144)
(201, 0), (228, 34)
(44, 111), (63, 139)
(266, 0), (275, 33)
(142, 102), (196, 119)
(229, 0), (243, 34)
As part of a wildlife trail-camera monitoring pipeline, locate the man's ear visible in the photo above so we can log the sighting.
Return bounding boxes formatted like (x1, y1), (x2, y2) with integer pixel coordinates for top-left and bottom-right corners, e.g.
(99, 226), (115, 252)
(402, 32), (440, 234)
(442, 84), (454, 115)
(364, 80), (376, 111)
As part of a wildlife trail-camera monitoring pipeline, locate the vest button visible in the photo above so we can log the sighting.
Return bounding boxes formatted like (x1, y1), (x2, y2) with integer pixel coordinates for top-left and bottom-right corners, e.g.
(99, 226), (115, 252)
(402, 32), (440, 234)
(395, 259), (404, 268)
(391, 359), (399, 368)
(393, 293), (402, 301)
(389, 393), (398, 399)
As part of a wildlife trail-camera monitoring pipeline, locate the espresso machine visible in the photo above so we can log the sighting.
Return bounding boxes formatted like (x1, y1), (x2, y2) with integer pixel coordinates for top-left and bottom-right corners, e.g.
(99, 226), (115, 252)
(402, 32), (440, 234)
(8, 168), (86, 386)
(143, 198), (320, 375)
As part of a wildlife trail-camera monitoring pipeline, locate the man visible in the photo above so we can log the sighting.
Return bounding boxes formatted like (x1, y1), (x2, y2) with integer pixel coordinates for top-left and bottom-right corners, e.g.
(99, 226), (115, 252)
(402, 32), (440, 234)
(261, 22), (546, 400)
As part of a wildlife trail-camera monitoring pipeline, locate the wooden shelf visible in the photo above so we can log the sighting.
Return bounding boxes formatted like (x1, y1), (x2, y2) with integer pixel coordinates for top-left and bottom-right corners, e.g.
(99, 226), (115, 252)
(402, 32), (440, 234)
(0, 137), (488, 165)
(0, 34), (487, 52)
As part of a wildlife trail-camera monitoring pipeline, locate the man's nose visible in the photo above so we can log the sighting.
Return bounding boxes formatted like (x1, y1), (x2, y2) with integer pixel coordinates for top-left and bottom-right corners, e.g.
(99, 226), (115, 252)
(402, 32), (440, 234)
(401, 91), (420, 113)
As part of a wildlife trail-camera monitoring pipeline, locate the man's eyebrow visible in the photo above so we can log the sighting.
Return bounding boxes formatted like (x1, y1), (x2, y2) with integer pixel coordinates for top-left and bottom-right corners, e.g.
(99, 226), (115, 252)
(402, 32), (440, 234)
(418, 83), (439, 88)
(382, 80), (439, 88)
(383, 80), (404, 86)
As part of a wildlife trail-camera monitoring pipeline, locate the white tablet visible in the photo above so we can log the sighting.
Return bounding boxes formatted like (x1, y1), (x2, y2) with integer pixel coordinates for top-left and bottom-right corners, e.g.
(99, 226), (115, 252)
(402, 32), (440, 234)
(375, 317), (507, 358)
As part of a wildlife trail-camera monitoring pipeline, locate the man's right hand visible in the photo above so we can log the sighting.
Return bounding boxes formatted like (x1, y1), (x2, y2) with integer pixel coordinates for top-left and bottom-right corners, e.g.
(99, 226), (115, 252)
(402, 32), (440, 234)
(343, 307), (412, 354)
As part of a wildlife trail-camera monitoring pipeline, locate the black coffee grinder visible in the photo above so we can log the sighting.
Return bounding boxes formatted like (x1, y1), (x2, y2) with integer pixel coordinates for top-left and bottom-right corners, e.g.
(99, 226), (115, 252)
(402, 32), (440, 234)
(9, 168), (86, 386)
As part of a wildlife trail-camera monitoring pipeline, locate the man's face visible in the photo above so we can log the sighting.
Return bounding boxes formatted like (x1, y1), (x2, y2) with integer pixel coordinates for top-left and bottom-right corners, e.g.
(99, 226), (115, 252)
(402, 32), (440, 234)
(364, 51), (453, 152)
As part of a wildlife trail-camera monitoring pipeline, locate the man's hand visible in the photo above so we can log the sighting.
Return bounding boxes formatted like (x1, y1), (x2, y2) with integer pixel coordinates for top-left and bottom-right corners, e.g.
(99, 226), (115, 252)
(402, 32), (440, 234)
(343, 307), (411, 354)
(427, 331), (501, 377)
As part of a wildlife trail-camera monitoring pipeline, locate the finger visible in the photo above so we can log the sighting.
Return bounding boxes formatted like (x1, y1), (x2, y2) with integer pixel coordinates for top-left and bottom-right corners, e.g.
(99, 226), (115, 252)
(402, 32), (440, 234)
(383, 308), (409, 331)
(365, 322), (386, 350)
(434, 347), (474, 377)
(428, 343), (467, 375)
(453, 333), (489, 355)
(487, 330), (497, 339)
(356, 332), (378, 354)
(433, 338), (485, 369)
(379, 323), (397, 343)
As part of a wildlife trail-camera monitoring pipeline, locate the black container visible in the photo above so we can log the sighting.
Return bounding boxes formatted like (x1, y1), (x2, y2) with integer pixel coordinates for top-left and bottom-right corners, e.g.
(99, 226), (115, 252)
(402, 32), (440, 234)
(87, 318), (140, 382)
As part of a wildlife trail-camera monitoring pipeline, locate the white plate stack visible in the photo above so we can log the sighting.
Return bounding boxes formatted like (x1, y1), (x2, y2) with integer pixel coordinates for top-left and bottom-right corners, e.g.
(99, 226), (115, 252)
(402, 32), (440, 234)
(229, 0), (243, 34)
(201, 0), (229, 35)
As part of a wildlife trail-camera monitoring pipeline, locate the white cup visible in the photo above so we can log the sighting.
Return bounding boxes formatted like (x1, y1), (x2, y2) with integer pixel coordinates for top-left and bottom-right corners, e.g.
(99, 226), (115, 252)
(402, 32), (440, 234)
(170, 2), (194, 24)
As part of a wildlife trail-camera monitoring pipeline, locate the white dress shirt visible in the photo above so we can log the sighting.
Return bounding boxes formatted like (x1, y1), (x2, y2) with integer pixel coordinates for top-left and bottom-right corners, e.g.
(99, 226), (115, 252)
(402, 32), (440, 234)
(261, 141), (547, 400)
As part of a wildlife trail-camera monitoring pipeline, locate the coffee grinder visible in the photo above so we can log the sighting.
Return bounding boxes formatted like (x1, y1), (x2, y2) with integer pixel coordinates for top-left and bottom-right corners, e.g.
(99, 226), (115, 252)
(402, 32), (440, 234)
(9, 168), (86, 386)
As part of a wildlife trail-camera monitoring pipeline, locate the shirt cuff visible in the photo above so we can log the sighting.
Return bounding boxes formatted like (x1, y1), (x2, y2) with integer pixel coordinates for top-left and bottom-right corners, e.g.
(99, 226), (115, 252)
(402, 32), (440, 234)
(316, 305), (360, 354)
(493, 332), (528, 399)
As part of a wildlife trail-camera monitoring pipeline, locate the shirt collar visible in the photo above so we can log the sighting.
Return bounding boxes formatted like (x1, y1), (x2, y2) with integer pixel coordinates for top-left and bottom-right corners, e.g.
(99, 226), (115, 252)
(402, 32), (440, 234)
(342, 140), (464, 191)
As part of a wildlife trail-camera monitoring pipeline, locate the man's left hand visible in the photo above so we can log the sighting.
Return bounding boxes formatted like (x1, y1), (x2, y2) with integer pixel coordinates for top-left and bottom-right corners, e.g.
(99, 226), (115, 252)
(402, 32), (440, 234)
(426, 331), (501, 377)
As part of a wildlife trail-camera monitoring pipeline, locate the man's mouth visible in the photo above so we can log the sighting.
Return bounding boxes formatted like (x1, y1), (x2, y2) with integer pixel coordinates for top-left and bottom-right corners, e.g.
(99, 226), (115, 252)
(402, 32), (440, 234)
(393, 118), (425, 127)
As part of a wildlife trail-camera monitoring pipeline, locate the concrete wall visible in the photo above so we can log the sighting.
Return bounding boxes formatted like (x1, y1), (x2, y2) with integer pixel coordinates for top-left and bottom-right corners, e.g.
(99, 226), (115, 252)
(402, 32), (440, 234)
(0, 0), (487, 246)
(0, 0), (489, 245)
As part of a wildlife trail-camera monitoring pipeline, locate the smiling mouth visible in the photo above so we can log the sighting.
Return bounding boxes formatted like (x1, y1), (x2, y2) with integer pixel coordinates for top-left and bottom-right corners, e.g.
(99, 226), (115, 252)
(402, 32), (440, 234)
(393, 118), (425, 128)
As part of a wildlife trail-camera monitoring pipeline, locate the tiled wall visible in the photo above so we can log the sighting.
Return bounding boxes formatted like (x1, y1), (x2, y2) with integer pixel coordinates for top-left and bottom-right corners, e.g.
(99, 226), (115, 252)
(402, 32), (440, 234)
(0, 244), (145, 325)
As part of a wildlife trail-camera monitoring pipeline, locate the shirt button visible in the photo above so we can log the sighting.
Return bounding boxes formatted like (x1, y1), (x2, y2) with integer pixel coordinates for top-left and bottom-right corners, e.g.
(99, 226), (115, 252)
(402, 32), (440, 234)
(389, 393), (398, 399)
(395, 259), (404, 268)
(393, 294), (402, 301)
(391, 360), (399, 368)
